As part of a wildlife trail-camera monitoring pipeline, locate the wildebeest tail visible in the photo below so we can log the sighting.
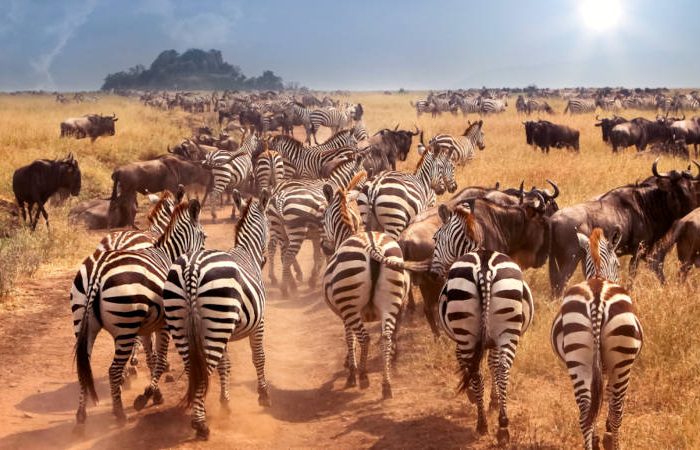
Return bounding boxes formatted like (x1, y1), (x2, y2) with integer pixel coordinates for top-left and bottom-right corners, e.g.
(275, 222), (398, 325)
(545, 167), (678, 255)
(110, 171), (119, 201)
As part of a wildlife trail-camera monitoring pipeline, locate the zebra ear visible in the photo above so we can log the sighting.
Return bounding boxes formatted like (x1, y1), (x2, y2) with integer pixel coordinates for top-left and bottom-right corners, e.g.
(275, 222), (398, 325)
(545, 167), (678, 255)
(176, 184), (186, 202)
(189, 199), (202, 221)
(232, 189), (242, 211)
(259, 188), (270, 209)
(438, 204), (452, 224)
(323, 183), (335, 203)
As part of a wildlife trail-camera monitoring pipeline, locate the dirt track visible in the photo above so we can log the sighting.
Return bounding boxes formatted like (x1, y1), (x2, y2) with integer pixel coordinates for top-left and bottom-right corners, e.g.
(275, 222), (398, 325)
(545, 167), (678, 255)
(0, 213), (484, 450)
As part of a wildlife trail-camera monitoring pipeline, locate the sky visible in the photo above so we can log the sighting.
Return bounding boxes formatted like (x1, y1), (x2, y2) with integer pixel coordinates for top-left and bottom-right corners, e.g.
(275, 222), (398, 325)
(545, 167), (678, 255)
(0, 0), (698, 91)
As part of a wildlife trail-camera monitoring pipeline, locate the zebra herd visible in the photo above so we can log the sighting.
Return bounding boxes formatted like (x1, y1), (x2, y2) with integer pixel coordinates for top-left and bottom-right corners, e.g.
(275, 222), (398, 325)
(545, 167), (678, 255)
(65, 97), (651, 449)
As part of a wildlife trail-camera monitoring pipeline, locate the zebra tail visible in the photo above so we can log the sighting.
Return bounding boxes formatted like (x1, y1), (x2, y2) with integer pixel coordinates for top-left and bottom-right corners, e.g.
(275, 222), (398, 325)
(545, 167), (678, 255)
(75, 278), (99, 404)
(478, 270), (492, 353)
(182, 291), (209, 408)
(588, 298), (605, 431)
(365, 242), (429, 272)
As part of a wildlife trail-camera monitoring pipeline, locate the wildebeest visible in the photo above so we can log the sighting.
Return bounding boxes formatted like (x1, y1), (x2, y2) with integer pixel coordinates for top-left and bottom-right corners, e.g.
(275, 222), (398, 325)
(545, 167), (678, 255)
(13, 153), (82, 230)
(594, 115), (628, 143)
(367, 125), (420, 170)
(109, 155), (211, 227)
(60, 114), (118, 142)
(608, 117), (672, 153)
(524, 120), (579, 153)
(69, 197), (136, 230)
(648, 206), (700, 283)
(399, 183), (553, 334)
(669, 116), (700, 158)
(548, 159), (698, 296)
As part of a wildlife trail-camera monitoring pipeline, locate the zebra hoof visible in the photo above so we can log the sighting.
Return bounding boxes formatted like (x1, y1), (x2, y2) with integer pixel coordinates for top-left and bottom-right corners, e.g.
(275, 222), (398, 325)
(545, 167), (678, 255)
(497, 427), (510, 445)
(130, 357), (139, 366)
(258, 388), (272, 407)
(133, 394), (149, 411)
(220, 398), (231, 412)
(114, 410), (127, 426)
(359, 374), (370, 390)
(381, 383), (393, 400)
(602, 433), (615, 450)
(152, 390), (164, 405)
(476, 418), (488, 435)
(165, 374), (175, 383)
(192, 421), (210, 440)
(128, 366), (137, 377)
(75, 407), (87, 425)
(345, 373), (357, 388)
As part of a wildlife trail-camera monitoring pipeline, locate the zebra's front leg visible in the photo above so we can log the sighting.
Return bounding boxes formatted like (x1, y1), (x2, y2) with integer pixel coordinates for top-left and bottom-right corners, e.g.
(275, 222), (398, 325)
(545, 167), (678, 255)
(268, 238), (278, 285)
(308, 235), (322, 287)
(355, 324), (371, 390)
(281, 234), (303, 296)
(109, 335), (136, 424)
(133, 328), (170, 411)
(344, 325), (357, 388)
(249, 323), (271, 407)
(216, 350), (231, 411)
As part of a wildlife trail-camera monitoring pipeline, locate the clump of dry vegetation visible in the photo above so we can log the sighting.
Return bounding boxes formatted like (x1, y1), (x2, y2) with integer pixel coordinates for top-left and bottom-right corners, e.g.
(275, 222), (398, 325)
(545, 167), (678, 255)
(0, 92), (698, 448)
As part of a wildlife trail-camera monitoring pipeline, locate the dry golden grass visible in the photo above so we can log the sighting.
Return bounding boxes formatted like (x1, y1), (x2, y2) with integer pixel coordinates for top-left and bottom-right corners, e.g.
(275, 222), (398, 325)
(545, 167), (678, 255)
(0, 92), (697, 448)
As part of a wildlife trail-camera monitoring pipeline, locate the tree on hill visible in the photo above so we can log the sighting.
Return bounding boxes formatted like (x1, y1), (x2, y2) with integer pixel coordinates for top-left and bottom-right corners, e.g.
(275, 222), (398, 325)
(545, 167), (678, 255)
(102, 49), (284, 91)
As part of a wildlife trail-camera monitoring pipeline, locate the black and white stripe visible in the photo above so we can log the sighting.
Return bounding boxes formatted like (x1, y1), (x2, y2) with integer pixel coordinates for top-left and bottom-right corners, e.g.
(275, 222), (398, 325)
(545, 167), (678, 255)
(254, 148), (285, 194)
(564, 98), (596, 114)
(163, 192), (271, 440)
(432, 203), (533, 443)
(428, 120), (485, 166)
(269, 130), (357, 179)
(309, 105), (357, 144)
(357, 147), (457, 239)
(73, 201), (206, 428)
(321, 176), (427, 399)
(550, 228), (643, 450)
(479, 98), (506, 114)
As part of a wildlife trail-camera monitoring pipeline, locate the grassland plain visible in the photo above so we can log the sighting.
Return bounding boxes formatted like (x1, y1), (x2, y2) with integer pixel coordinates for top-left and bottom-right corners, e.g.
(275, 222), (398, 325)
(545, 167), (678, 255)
(0, 92), (697, 448)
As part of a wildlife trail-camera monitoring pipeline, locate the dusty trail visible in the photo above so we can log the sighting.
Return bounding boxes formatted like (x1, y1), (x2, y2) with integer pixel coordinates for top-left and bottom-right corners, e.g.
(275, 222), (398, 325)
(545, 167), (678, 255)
(0, 213), (477, 450)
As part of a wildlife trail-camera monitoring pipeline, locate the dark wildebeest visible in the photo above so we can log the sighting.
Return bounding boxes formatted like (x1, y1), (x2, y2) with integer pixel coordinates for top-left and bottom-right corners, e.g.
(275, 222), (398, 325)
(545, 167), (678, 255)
(608, 117), (672, 153)
(670, 116), (700, 158)
(60, 114), (117, 142)
(524, 120), (579, 153)
(109, 155), (211, 227)
(70, 197), (136, 230)
(13, 153), (82, 230)
(548, 159), (698, 296)
(367, 125), (421, 170)
(399, 183), (555, 334)
(648, 199), (700, 284)
(239, 109), (263, 134)
(594, 115), (628, 143)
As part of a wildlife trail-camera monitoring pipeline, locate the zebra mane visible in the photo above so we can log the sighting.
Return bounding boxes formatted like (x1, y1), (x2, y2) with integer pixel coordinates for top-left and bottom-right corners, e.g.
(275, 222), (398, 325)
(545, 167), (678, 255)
(147, 190), (173, 224)
(233, 199), (254, 248)
(588, 227), (604, 277)
(453, 205), (479, 243)
(414, 147), (431, 175)
(156, 201), (192, 245)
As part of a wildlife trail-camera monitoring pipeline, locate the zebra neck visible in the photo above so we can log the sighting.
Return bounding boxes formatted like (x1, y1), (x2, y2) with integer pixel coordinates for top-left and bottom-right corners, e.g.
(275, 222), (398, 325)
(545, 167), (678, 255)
(415, 158), (436, 195)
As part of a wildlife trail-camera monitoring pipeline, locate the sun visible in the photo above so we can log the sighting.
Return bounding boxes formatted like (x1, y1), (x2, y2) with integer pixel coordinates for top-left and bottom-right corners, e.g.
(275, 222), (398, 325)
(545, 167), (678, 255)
(579, 0), (623, 33)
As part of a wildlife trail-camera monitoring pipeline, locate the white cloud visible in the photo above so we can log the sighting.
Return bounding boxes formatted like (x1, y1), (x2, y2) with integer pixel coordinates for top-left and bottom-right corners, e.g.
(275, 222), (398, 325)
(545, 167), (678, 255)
(29, 0), (99, 89)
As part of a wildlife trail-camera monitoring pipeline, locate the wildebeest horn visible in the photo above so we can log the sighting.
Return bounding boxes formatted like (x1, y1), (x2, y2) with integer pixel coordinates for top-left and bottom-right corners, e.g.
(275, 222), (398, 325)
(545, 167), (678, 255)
(518, 181), (524, 204)
(167, 145), (172, 153)
(681, 113), (686, 120)
(534, 192), (546, 212)
(692, 160), (700, 179)
(595, 114), (599, 120)
(394, 123), (400, 131)
(652, 157), (668, 178)
(545, 179), (560, 199)
(494, 181), (500, 190)
(411, 125), (420, 136)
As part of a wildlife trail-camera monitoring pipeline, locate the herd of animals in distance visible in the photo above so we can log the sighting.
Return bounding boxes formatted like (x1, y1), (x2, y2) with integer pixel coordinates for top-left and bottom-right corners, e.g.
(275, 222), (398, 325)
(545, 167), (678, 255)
(7, 86), (700, 449)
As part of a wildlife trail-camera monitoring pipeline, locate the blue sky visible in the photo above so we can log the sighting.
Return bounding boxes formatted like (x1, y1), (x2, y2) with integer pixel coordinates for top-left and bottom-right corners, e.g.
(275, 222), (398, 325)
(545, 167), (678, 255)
(0, 0), (697, 91)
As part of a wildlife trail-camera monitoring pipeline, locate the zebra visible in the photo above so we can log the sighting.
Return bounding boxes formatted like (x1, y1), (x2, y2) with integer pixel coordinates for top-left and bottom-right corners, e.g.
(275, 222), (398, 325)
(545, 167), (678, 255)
(321, 174), (430, 399)
(267, 155), (365, 296)
(283, 101), (313, 143)
(268, 130), (357, 179)
(515, 95), (527, 114)
(410, 99), (430, 116)
(453, 96), (482, 115)
(432, 204), (534, 445)
(428, 120), (485, 166)
(201, 132), (257, 221)
(352, 120), (369, 144)
(525, 98), (554, 115)
(254, 147), (285, 195)
(309, 105), (358, 144)
(479, 98), (506, 114)
(163, 191), (271, 440)
(73, 200), (206, 428)
(564, 98), (596, 114)
(357, 146), (457, 239)
(71, 189), (184, 377)
(550, 228), (643, 450)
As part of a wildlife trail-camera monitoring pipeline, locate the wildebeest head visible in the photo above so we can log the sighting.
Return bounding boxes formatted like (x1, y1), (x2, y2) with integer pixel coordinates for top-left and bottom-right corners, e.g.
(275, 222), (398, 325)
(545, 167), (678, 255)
(89, 113), (118, 136)
(58, 152), (82, 196)
(518, 191), (550, 268)
(523, 121), (536, 145)
(651, 158), (698, 215)
(594, 115), (627, 143)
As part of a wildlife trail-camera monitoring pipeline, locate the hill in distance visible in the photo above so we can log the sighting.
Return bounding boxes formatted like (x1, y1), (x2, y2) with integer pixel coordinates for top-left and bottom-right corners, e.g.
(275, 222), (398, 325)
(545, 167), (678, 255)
(101, 48), (285, 91)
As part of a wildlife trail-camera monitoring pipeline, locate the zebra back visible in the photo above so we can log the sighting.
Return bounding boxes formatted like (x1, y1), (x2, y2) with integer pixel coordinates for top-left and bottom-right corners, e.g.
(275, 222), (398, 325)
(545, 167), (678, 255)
(322, 171), (367, 251)
(431, 204), (481, 278)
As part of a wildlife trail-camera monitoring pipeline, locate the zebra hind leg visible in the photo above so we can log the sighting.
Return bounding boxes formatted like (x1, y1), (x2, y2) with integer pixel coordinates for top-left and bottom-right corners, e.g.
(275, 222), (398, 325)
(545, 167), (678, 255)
(381, 324), (395, 400)
(457, 343), (487, 435)
(487, 349), (499, 411)
(108, 336), (136, 424)
(217, 351), (232, 411)
(344, 325), (357, 387)
(133, 328), (170, 410)
(355, 325), (371, 389)
(495, 350), (515, 445)
(249, 323), (271, 407)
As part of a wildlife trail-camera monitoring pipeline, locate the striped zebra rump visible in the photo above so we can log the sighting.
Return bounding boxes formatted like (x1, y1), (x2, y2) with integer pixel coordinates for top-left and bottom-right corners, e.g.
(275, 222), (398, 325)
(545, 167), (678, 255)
(438, 249), (532, 444)
(255, 149), (285, 194)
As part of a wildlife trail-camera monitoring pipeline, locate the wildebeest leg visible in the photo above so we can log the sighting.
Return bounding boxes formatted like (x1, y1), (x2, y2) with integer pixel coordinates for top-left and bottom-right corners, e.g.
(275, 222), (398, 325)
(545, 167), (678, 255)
(549, 251), (579, 298)
(31, 203), (43, 231)
(39, 204), (50, 230)
(419, 276), (442, 337)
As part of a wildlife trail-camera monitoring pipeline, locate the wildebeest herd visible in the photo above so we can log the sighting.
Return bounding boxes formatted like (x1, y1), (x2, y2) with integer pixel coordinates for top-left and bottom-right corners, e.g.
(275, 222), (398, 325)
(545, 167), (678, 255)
(8, 89), (700, 449)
